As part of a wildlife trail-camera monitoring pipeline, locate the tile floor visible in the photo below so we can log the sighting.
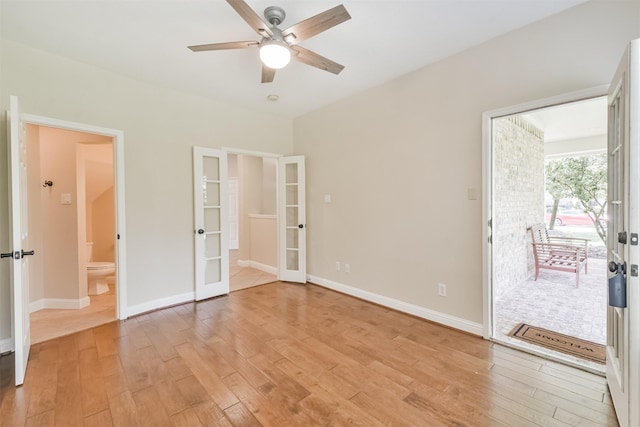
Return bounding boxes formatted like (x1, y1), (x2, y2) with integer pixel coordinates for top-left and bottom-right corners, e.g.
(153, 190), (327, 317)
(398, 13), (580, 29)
(30, 283), (117, 345)
(229, 250), (278, 291)
(30, 252), (277, 344)
(495, 257), (607, 372)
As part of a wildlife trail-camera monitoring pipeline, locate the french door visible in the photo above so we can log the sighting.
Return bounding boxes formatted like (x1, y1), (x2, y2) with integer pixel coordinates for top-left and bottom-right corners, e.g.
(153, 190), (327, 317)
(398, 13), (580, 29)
(4, 96), (32, 386)
(278, 156), (306, 283)
(193, 147), (229, 300)
(606, 39), (639, 427)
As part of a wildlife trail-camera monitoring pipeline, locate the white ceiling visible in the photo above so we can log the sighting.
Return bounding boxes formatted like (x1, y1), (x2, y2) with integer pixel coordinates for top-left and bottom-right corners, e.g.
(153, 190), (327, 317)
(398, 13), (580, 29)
(1, 0), (587, 118)
(521, 96), (607, 143)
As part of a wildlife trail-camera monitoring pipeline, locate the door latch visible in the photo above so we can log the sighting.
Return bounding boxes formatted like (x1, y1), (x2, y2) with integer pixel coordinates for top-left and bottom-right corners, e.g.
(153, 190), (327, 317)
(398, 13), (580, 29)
(618, 231), (627, 244)
(631, 233), (638, 246)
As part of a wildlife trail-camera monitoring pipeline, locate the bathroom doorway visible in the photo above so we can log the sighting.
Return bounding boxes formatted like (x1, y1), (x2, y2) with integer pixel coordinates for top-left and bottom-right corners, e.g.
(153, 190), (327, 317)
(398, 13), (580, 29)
(26, 124), (118, 344)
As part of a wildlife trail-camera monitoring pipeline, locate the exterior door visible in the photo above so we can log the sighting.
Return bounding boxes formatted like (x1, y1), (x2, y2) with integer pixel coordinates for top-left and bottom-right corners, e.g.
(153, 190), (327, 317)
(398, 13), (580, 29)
(606, 39), (639, 427)
(5, 96), (32, 386)
(278, 156), (306, 283)
(193, 147), (229, 300)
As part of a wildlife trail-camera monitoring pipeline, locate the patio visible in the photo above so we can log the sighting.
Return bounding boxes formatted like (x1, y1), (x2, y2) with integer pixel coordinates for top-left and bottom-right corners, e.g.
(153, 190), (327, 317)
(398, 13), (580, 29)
(494, 255), (607, 372)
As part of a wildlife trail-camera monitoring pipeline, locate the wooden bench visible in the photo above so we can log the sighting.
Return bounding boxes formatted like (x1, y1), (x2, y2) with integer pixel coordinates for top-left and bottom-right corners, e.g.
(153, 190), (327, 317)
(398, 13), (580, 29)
(528, 223), (589, 287)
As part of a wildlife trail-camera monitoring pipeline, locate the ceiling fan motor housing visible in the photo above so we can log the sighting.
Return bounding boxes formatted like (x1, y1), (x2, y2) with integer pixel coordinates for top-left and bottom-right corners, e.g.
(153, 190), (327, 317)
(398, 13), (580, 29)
(264, 6), (286, 26)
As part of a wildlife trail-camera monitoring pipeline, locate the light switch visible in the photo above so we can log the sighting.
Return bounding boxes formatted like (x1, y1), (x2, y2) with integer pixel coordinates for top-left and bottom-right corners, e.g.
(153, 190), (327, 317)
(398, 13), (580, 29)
(467, 188), (478, 200)
(324, 194), (331, 204)
(61, 193), (72, 205)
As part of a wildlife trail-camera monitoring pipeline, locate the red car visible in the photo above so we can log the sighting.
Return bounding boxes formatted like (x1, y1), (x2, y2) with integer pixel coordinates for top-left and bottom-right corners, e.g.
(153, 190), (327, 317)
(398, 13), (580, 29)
(546, 209), (596, 226)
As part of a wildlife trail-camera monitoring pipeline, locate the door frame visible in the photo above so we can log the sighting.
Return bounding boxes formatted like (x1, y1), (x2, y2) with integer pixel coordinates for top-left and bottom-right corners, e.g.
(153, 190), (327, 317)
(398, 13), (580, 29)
(21, 113), (128, 320)
(481, 84), (608, 341)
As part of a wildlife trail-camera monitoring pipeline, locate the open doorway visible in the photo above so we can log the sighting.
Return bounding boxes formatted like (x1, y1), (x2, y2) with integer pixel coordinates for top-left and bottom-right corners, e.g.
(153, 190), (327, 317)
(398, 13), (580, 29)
(486, 94), (608, 372)
(227, 152), (278, 291)
(26, 125), (117, 344)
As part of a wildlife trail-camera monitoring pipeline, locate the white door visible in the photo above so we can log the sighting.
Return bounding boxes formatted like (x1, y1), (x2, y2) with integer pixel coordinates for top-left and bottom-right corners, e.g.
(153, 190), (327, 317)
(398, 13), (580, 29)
(193, 147), (229, 300)
(5, 96), (32, 386)
(606, 39), (640, 427)
(278, 156), (306, 283)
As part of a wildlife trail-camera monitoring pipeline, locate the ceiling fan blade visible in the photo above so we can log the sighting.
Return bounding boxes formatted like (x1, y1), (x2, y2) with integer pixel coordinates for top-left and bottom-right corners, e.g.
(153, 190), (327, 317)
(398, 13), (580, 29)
(188, 41), (258, 52)
(261, 65), (276, 83)
(291, 46), (345, 75)
(226, 0), (273, 38)
(282, 4), (351, 45)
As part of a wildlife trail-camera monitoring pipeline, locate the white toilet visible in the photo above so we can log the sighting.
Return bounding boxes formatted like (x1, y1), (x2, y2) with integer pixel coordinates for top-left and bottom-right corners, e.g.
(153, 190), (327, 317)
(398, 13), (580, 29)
(86, 242), (115, 295)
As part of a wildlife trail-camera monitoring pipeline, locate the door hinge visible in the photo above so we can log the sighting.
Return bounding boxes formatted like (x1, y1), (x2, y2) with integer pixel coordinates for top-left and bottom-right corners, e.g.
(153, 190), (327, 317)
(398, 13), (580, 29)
(488, 235), (492, 244)
(618, 231), (628, 244)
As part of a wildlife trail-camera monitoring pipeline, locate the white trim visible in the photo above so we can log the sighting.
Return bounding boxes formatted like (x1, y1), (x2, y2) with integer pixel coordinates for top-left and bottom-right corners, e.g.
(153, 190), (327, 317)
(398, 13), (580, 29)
(222, 146), (283, 158)
(308, 275), (483, 336)
(248, 261), (277, 275)
(29, 297), (90, 312)
(20, 113), (128, 320)
(237, 259), (276, 274)
(127, 292), (195, 317)
(248, 214), (277, 219)
(0, 338), (14, 354)
(481, 85), (608, 340)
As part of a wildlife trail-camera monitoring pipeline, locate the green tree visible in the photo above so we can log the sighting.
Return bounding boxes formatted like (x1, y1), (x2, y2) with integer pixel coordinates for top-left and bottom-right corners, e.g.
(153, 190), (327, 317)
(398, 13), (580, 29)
(545, 154), (607, 244)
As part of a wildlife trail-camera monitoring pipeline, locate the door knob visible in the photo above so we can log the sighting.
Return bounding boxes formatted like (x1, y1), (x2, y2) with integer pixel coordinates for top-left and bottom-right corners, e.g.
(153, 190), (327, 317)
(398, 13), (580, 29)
(197, 229), (205, 234)
(609, 261), (626, 274)
(21, 250), (35, 258)
(298, 224), (304, 229)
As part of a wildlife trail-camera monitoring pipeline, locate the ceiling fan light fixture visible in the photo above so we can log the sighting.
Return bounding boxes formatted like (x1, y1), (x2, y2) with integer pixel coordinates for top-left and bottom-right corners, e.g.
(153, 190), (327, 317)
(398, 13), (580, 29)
(259, 40), (291, 69)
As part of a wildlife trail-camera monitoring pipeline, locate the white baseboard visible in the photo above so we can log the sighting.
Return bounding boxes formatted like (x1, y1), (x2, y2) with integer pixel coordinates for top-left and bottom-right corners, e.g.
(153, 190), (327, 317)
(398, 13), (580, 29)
(0, 337), (14, 354)
(30, 297), (91, 313)
(127, 292), (195, 317)
(237, 259), (277, 275)
(307, 275), (483, 336)
(248, 261), (277, 275)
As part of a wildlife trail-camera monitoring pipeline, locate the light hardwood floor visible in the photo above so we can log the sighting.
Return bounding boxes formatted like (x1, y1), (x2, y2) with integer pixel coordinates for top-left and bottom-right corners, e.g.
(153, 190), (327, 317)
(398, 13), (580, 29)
(1, 282), (618, 426)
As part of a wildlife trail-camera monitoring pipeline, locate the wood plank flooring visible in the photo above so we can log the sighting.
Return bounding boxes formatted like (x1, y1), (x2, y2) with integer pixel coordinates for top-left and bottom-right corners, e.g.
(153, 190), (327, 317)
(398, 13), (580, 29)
(0, 282), (618, 426)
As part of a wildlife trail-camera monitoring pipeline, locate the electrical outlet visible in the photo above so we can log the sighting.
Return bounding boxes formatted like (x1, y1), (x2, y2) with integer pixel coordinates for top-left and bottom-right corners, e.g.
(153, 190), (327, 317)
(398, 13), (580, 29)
(344, 264), (350, 273)
(335, 261), (341, 271)
(438, 283), (447, 297)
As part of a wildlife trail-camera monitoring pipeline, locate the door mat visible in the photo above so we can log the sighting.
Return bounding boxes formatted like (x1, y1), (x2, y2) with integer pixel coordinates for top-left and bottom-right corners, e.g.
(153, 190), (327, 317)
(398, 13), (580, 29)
(508, 323), (605, 364)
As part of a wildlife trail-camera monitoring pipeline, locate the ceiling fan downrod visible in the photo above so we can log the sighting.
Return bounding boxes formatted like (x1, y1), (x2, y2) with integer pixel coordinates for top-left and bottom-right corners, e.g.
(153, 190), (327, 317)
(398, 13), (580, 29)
(264, 6), (285, 27)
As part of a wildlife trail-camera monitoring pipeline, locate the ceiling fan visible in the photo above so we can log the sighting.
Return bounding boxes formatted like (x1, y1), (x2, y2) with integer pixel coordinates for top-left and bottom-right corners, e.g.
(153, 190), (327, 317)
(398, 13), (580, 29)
(188, 0), (351, 83)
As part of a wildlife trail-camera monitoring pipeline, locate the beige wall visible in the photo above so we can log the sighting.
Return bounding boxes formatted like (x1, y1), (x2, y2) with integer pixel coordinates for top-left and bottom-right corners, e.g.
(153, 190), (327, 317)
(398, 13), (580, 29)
(0, 39), (294, 340)
(293, 0), (640, 325)
(262, 158), (277, 215)
(249, 215), (277, 268)
(39, 127), (81, 300)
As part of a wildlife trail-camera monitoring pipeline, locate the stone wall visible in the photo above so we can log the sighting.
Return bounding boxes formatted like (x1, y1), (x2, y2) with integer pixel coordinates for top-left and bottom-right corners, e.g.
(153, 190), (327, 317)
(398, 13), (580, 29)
(493, 116), (545, 299)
